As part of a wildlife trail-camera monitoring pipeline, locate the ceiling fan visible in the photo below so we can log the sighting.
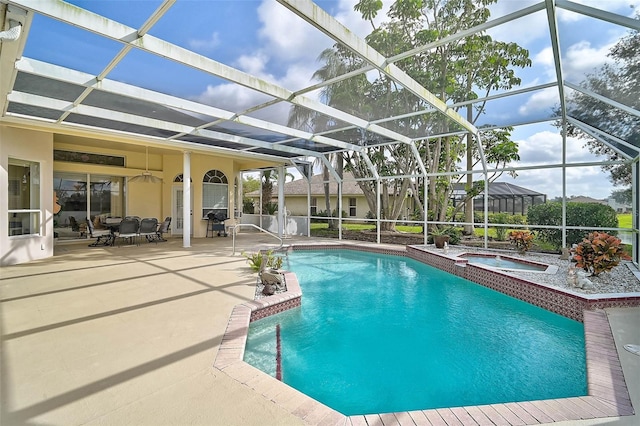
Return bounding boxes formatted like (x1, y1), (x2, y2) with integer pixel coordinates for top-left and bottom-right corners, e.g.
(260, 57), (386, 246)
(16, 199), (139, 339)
(129, 146), (162, 184)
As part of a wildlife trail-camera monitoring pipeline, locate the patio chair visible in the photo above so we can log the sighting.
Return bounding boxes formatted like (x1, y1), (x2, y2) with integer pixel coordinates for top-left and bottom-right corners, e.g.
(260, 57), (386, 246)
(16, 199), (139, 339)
(86, 217), (113, 247)
(157, 217), (171, 241)
(69, 216), (80, 231)
(139, 218), (159, 243)
(116, 217), (140, 246)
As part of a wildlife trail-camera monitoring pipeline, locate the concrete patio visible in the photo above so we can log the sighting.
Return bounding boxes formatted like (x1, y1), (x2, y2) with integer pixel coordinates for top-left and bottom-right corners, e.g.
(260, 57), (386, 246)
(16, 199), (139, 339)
(1, 236), (638, 425)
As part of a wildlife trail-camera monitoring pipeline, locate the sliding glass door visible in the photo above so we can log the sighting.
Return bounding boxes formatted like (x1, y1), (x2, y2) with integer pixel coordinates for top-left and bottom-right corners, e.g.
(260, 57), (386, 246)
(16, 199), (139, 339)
(53, 173), (124, 240)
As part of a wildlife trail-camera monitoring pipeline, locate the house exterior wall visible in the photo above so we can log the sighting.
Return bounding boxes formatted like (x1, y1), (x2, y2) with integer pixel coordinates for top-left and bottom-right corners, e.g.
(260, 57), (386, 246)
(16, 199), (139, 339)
(1, 126), (252, 265)
(162, 153), (239, 238)
(281, 195), (371, 219)
(1, 126), (54, 266)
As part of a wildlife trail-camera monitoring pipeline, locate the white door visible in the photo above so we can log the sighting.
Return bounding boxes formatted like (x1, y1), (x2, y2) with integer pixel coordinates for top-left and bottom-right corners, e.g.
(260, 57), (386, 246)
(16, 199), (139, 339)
(172, 186), (193, 235)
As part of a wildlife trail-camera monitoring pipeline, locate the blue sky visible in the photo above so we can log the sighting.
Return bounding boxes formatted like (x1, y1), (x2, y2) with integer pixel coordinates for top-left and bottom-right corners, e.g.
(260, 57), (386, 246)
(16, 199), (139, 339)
(26, 0), (639, 200)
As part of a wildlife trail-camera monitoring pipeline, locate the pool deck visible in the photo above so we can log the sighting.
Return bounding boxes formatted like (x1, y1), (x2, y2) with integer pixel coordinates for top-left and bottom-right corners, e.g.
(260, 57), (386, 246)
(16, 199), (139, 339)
(1, 236), (639, 425)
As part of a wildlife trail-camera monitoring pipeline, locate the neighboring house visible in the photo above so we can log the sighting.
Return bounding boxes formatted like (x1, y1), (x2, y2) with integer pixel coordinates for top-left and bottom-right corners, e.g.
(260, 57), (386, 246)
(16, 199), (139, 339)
(568, 196), (608, 205)
(250, 178), (548, 219)
(566, 195), (629, 213)
(607, 198), (631, 213)
(246, 173), (371, 219)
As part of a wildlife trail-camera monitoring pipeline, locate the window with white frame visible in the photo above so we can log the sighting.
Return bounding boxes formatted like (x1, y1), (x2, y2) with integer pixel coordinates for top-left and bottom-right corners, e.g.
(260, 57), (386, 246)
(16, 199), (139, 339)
(310, 197), (317, 215)
(8, 158), (41, 236)
(349, 198), (357, 217)
(202, 169), (228, 218)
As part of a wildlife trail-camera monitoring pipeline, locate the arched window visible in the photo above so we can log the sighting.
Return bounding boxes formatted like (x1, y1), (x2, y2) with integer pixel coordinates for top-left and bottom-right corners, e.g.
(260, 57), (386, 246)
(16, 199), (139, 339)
(173, 174), (192, 183)
(202, 170), (228, 218)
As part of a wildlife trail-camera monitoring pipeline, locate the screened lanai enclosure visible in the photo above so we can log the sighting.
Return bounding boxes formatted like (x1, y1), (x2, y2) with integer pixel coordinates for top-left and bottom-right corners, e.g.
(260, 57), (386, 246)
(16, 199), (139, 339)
(0, 0), (638, 264)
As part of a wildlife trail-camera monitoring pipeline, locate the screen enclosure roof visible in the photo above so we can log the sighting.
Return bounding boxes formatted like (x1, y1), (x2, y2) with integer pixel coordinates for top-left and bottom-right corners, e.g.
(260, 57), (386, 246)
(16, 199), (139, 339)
(0, 0), (638, 169)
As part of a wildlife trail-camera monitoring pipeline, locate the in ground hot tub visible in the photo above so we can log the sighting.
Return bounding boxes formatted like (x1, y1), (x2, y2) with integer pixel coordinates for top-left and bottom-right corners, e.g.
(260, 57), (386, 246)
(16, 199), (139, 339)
(458, 252), (558, 274)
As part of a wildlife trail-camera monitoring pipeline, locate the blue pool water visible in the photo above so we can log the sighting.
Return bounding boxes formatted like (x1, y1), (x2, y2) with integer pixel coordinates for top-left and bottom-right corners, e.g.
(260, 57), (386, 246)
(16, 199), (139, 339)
(244, 250), (587, 416)
(460, 254), (547, 271)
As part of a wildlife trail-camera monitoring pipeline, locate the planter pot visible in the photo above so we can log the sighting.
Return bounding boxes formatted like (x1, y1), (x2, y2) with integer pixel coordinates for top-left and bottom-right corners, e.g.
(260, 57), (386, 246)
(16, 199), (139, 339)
(434, 235), (450, 249)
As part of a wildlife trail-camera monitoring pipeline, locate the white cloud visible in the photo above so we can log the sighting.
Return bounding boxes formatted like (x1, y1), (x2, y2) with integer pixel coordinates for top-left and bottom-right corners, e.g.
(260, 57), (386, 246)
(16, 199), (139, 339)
(534, 47), (554, 68)
(529, 38), (615, 87)
(192, 83), (272, 113)
(190, 0), (376, 125)
(499, 130), (618, 199)
(557, 0), (639, 22)
(236, 52), (269, 76)
(562, 40), (615, 81)
(486, 3), (548, 45)
(187, 32), (221, 53)
(518, 87), (559, 116)
(256, 0), (334, 63)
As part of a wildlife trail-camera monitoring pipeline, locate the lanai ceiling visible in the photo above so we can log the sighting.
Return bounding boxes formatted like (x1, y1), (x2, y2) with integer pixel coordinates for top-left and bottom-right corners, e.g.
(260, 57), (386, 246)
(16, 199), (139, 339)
(0, 0), (638, 169)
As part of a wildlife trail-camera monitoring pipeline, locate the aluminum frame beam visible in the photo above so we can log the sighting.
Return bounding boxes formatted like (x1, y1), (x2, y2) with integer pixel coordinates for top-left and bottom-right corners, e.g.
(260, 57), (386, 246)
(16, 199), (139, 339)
(14, 58), (363, 153)
(278, 0), (478, 136)
(9, 0), (414, 148)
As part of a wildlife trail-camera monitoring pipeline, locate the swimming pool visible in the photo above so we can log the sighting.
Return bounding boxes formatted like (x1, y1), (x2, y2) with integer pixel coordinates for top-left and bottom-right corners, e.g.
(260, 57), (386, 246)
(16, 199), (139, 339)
(244, 249), (587, 416)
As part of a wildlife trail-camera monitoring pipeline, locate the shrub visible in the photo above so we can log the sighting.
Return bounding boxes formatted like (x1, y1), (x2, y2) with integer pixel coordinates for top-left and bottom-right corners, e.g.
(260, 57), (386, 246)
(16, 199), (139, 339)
(242, 249), (283, 272)
(572, 232), (631, 276)
(509, 214), (527, 225)
(527, 202), (619, 250)
(444, 227), (462, 245)
(242, 199), (255, 214)
(489, 213), (510, 241)
(508, 230), (534, 253)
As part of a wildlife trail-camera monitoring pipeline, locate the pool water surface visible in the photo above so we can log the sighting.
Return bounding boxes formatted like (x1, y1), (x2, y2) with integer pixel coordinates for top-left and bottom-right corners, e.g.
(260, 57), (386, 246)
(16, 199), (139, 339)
(244, 249), (587, 416)
(458, 253), (552, 272)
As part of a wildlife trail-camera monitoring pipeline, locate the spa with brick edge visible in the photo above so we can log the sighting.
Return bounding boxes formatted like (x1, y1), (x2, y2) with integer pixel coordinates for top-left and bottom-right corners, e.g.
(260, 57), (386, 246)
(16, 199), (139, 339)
(213, 243), (636, 425)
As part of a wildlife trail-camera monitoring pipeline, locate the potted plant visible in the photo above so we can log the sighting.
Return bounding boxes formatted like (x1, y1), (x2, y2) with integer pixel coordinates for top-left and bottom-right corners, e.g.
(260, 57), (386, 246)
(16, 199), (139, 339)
(430, 227), (450, 249)
(572, 231), (631, 276)
(508, 230), (534, 254)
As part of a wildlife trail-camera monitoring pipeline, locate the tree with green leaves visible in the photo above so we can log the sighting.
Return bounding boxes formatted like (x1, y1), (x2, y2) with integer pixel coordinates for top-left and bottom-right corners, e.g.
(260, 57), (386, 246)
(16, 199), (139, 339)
(562, 20), (638, 191)
(290, 0), (530, 231)
(260, 169), (294, 215)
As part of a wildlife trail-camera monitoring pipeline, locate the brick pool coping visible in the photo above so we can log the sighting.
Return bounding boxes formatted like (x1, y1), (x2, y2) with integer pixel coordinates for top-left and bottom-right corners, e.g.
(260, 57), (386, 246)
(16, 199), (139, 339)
(213, 243), (636, 425)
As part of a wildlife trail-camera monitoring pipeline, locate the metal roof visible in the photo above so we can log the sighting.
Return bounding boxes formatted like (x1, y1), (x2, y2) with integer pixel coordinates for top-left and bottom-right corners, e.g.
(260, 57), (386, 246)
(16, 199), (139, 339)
(453, 182), (545, 198)
(0, 0), (638, 168)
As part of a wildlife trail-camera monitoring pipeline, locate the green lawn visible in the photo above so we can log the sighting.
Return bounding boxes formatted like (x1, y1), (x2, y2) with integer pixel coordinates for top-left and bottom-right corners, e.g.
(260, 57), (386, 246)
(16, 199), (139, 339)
(311, 214), (632, 255)
(618, 213), (632, 228)
(311, 213), (633, 234)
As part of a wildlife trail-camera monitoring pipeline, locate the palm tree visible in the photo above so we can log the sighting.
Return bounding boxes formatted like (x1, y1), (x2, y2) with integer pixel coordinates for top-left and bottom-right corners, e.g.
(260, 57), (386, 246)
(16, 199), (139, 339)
(260, 168), (294, 215)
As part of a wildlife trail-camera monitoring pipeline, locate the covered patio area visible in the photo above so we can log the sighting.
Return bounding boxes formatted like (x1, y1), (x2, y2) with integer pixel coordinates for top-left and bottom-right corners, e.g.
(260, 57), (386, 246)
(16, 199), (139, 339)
(0, 236), (309, 425)
(1, 237), (639, 425)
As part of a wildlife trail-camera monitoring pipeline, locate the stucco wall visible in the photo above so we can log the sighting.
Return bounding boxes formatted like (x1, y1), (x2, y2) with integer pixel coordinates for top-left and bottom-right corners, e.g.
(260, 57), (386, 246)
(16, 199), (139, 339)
(286, 195), (371, 219)
(1, 126), (54, 266)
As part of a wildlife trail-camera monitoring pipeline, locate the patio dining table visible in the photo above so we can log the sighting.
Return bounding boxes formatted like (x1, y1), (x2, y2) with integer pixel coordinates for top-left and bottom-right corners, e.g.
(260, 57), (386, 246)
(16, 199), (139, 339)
(99, 222), (120, 246)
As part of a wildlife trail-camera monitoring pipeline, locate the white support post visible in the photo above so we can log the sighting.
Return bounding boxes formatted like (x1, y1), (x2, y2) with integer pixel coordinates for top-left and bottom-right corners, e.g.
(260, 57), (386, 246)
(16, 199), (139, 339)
(423, 176), (428, 246)
(376, 179), (381, 244)
(183, 151), (191, 248)
(278, 165), (285, 238)
(561, 120), (568, 250)
(338, 180), (343, 241)
(633, 160), (639, 265)
(307, 174), (312, 238)
(259, 170), (263, 230)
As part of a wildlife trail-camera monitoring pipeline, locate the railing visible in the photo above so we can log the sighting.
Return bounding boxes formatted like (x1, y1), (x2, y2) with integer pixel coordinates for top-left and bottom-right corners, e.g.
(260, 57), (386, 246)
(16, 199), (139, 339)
(230, 223), (284, 255)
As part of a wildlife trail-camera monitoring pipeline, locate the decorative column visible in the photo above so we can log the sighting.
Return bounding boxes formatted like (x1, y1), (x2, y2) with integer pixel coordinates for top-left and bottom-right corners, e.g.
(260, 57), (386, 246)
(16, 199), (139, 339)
(183, 151), (191, 248)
